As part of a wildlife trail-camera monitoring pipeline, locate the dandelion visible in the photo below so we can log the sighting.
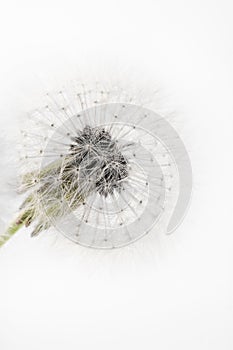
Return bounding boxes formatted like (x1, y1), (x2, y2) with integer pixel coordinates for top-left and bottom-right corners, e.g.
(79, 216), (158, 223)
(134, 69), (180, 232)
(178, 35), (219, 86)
(0, 82), (192, 249)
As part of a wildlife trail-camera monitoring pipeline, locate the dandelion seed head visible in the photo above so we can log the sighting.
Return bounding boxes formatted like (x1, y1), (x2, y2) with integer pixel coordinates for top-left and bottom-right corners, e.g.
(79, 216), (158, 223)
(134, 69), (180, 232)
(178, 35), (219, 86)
(18, 82), (192, 248)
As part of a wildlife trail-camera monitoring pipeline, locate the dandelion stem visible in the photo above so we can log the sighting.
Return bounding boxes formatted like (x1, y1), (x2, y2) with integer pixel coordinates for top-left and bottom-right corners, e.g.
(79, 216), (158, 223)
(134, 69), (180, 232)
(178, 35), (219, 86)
(0, 210), (32, 247)
(0, 221), (23, 247)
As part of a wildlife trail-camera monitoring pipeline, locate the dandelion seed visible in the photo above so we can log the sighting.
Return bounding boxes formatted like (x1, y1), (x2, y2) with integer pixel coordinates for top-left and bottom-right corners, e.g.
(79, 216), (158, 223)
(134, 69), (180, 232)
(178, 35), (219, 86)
(0, 82), (192, 249)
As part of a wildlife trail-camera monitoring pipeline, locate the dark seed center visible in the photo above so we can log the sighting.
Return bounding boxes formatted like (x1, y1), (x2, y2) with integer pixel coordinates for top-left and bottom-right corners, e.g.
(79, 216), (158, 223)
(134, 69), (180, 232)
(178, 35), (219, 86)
(69, 125), (128, 197)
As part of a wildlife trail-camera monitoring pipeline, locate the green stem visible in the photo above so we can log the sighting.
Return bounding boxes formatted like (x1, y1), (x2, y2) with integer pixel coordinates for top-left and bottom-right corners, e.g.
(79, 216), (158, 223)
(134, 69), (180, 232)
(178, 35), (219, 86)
(0, 221), (24, 247)
(0, 210), (33, 247)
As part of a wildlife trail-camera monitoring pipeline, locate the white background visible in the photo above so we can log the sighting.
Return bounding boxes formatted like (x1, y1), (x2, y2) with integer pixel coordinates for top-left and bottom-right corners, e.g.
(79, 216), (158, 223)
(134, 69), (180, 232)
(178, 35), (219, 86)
(0, 0), (233, 349)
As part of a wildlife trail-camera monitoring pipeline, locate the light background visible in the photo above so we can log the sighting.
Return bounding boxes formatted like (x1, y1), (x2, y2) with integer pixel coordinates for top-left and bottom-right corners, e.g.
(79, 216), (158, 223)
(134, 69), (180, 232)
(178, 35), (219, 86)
(0, 1), (232, 349)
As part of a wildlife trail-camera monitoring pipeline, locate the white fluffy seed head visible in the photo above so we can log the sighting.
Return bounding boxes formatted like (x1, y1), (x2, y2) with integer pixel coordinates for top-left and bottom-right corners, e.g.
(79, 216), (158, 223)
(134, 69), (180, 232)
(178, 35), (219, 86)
(19, 82), (191, 248)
